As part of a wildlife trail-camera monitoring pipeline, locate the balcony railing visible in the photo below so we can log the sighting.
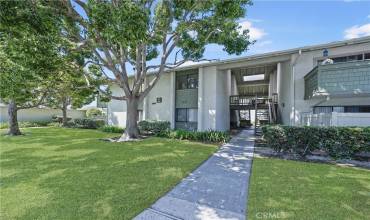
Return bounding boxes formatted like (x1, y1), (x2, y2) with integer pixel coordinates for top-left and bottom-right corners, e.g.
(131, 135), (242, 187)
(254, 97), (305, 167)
(229, 94), (278, 107)
(304, 60), (370, 99)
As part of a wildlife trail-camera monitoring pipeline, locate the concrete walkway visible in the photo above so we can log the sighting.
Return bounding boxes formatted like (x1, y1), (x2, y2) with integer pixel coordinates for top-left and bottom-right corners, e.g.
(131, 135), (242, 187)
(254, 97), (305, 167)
(134, 129), (255, 220)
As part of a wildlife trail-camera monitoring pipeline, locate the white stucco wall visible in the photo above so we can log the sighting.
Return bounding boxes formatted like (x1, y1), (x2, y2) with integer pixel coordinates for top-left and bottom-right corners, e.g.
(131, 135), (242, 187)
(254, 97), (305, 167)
(277, 61), (292, 125)
(200, 66), (218, 130)
(198, 67), (230, 131)
(0, 107), (85, 123)
(107, 85), (127, 127)
(145, 73), (174, 122)
(107, 72), (174, 128)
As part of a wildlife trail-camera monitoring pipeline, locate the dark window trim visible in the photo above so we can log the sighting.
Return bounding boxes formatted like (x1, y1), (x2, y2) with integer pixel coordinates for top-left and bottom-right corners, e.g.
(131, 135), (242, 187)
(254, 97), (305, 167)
(313, 105), (370, 113)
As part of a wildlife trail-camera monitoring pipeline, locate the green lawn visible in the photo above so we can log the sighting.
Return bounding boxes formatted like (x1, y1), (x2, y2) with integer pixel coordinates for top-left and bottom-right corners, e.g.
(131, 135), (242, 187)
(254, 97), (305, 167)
(0, 127), (217, 220)
(248, 158), (370, 220)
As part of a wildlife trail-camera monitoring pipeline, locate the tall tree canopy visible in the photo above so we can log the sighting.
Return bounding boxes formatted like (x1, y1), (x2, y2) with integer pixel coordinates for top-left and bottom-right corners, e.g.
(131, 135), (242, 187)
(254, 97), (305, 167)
(0, 0), (96, 135)
(32, 0), (252, 139)
(0, 0), (66, 135)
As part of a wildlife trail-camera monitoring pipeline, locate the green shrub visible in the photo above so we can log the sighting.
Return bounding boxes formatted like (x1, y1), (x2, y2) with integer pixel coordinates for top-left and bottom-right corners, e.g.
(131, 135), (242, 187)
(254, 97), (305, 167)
(74, 118), (105, 129)
(86, 108), (104, 118)
(47, 122), (62, 127)
(138, 120), (170, 134)
(51, 115), (72, 123)
(0, 121), (51, 129)
(99, 125), (124, 133)
(0, 123), (8, 129)
(157, 129), (230, 143)
(262, 125), (370, 159)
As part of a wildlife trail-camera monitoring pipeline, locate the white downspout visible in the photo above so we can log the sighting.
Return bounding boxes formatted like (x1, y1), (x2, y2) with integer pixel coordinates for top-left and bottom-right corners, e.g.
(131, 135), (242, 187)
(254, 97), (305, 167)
(291, 49), (302, 125)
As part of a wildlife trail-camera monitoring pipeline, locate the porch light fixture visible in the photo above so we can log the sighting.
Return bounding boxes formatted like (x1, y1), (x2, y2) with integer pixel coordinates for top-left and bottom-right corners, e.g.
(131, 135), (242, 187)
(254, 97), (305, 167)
(323, 49), (328, 57)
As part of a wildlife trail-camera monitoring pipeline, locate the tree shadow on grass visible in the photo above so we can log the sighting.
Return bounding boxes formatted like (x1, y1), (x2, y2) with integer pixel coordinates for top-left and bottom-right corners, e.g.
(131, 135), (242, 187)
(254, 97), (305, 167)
(0, 128), (216, 220)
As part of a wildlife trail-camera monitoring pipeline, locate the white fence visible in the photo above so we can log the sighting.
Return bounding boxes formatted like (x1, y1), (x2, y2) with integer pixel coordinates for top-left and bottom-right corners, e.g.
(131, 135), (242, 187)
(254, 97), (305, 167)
(0, 106), (86, 123)
(301, 112), (370, 127)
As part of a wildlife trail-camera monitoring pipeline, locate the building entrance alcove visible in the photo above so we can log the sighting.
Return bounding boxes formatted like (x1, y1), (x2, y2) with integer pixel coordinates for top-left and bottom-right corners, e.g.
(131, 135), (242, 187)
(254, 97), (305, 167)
(229, 64), (279, 133)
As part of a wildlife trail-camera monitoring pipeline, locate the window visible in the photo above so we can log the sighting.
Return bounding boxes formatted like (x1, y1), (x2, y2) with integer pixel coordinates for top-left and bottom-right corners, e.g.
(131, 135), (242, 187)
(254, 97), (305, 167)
(188, 109), (198, 122)
(314, 106), (370, 114)
(348, 54), (363, 61)
(318, 53), (368, 64)
(345, 106), (370, 113)
(333, 106), (344, 113)
(365, 53), (370, 60)
(176, 72), (198, 89)
(176, 75), (188, 90)
(176, 109), (187, 122)
(176, 108), (198, 122)
(187, 74), (198, 89)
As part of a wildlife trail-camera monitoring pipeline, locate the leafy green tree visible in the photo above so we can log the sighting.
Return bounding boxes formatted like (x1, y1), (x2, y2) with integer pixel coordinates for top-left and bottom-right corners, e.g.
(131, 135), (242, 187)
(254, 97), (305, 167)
(45, 70), (97, 127)
(0, 0), (63, 135)
(62, 0), (253, 140)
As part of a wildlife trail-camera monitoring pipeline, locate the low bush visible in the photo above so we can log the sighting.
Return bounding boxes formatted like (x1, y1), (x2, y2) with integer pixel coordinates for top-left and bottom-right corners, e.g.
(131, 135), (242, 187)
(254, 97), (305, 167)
(99, 125), (124, 133)
(262, 125), (370, 159)
(74, 118), (105, 129)
(46, 122), (62, 127)
(51, 115), (72, 123)
(0, 123), (8, 129)
(138, 120), (170, 134)
(157, 129), (230, 143)
(0, 121), (51, 129)
(86, 108), (104, 118)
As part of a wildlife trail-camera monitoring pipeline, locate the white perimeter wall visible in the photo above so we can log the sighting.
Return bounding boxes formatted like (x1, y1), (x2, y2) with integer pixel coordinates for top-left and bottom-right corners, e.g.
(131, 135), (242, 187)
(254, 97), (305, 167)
(0, 107), (85, 123)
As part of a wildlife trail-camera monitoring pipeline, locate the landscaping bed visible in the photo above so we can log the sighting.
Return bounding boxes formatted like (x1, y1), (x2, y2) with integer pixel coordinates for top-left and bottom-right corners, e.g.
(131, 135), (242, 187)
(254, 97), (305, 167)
(258, 125), (370, 169)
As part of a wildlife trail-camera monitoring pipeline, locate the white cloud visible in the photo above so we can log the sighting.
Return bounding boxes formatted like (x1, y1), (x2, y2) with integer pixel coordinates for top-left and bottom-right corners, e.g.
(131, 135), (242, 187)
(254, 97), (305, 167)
(344, 23), (370, 39)
(238, 20), (266, 41)
(255, 40), (272, 47)
(249, 18), (263, 23)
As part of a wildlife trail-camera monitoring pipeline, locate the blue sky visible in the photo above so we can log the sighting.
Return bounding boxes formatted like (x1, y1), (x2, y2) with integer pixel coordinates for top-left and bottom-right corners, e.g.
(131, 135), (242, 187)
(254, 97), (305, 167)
(204, 0), (370, 60)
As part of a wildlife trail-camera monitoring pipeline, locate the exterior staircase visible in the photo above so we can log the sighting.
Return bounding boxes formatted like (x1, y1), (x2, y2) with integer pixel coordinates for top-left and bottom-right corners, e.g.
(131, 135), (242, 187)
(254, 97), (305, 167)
(230, 94), (278, 134)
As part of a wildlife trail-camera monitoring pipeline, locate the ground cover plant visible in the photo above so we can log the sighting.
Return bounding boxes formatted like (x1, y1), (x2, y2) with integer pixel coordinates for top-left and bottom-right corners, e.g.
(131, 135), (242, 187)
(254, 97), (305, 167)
(0, 127), (217, 219)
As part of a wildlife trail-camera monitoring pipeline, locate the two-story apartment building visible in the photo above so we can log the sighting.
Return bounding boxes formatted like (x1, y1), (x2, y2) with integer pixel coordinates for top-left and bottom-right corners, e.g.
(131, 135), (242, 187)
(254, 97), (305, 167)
(107, 36), (370, 131)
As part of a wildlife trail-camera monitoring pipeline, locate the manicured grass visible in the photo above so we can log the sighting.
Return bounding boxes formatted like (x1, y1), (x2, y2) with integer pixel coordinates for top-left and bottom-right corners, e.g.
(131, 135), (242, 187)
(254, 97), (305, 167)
(248, 158), (370, 220)
(0, 128), (217, 220)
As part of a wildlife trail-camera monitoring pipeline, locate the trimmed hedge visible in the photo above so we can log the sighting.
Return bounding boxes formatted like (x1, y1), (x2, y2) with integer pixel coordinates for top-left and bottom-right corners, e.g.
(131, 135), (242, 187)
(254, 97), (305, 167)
(51, 115), (72, 123)
(157, 129), (230, 143)
(0, 121), (51, 129)
(73, 118), (105, 129)
(138, 120), (170, 134)
(262, 125), (370, 159)
(99, 125), (124, 133)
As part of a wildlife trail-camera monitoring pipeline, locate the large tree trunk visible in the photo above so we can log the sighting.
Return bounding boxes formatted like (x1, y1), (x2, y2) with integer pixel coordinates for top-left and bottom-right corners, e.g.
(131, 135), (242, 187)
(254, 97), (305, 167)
(119, 98), (139, 141)
(61, 98), (68, 127)
(8, 100), (21, 136)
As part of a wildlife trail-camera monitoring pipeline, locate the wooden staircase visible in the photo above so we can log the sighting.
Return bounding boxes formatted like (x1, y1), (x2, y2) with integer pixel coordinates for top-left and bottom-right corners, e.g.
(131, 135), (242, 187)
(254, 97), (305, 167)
(229, 94), (278, 135)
